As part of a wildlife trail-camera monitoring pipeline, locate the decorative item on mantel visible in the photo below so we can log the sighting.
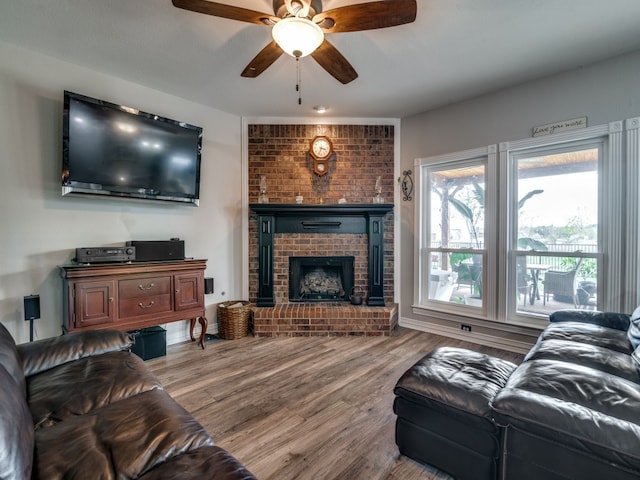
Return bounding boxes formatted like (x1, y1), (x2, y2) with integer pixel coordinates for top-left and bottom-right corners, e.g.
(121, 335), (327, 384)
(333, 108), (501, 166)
(258, 175), (268, 204)
(373, 176), (384, 204)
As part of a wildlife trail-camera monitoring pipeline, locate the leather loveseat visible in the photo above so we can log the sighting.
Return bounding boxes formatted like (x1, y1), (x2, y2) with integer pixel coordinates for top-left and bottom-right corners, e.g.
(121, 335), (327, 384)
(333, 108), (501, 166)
(492, 308), (640, 479)
(0, 322), (256, 480)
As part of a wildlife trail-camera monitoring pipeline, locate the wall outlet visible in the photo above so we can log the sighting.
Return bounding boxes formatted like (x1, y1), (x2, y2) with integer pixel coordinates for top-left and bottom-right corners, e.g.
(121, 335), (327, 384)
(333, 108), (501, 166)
(460, 324), (472, 332)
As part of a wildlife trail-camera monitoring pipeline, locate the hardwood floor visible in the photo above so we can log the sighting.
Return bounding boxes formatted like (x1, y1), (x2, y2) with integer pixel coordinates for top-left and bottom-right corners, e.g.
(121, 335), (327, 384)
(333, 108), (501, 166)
(147, 327), (524, 480)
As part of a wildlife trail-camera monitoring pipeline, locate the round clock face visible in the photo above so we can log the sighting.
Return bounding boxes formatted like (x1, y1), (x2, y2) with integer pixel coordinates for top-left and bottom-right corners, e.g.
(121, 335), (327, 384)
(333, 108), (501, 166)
(311, 137), (332, 159)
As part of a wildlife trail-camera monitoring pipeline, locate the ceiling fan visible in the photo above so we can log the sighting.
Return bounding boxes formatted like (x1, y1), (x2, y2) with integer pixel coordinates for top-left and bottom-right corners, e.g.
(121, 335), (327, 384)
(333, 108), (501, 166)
(171, 0), (417, 84)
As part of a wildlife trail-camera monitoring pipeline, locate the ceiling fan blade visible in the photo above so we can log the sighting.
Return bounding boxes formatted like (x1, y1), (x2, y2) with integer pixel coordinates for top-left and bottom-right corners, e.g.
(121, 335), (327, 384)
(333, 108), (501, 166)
(311, 40), (358, 84)
(241, 41), (284, 78)
(313, 0), (417, 33)
(172, 0), (278, 25)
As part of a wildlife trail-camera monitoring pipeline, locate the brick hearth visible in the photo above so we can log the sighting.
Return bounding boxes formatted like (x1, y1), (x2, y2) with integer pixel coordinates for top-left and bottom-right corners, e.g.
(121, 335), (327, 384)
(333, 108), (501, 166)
(252, 303), (398, 337)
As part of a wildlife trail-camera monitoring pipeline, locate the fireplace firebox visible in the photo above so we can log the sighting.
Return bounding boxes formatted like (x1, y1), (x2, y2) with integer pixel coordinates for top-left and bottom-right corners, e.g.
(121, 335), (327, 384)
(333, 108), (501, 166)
(289, 256), (354, 302)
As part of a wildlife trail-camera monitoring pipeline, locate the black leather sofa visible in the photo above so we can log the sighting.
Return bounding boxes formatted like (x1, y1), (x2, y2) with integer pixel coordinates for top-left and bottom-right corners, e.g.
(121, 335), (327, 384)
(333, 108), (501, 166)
(492, 308), (640, 479)
(0, 322), (256, 480)
(395, 307), (640, 480)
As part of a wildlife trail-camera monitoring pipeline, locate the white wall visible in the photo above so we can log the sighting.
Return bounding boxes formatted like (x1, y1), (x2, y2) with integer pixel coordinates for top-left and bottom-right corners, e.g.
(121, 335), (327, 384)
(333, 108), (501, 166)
(399, 49), (640, 344)
(0, 41), (243, 345)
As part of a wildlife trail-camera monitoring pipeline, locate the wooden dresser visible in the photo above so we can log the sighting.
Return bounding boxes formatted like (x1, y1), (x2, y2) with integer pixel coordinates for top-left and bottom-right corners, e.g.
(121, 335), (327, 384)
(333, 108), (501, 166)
(60, 259), (208, 348)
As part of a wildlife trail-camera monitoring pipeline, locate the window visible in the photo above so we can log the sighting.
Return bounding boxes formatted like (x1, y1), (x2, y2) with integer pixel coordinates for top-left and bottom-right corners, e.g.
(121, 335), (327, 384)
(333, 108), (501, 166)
(415, 119), (638, 328)
(416, 146), (496, 318)
(509, 144), (600, 321)
(425, 161), (486, 308)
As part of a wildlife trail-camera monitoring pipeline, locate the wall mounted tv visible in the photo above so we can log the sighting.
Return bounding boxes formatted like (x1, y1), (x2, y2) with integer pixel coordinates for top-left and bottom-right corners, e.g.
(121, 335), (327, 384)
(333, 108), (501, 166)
(62, 90), (202, 206)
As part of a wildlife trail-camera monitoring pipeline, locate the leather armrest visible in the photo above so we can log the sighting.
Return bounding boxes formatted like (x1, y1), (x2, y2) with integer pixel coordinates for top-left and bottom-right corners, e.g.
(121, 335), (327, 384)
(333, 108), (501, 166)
(550, 309), (630, 331)
(17, 330), (133, 377)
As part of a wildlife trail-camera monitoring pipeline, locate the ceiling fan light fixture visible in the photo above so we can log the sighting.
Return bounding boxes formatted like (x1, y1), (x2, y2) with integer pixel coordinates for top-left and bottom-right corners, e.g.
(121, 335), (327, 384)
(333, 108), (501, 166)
(272, 17), (324, 58)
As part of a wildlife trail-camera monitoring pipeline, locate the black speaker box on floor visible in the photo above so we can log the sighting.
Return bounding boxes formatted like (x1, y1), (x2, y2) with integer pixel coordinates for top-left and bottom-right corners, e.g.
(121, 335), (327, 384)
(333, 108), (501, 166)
(24, 295), (40, 320)
(129, 327), (166, 361)
(126, 239), (185, 262)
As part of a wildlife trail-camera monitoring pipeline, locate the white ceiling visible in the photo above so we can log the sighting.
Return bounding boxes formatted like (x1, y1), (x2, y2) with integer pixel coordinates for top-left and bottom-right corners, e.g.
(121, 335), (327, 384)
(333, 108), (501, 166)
(1, 0), (640, 118)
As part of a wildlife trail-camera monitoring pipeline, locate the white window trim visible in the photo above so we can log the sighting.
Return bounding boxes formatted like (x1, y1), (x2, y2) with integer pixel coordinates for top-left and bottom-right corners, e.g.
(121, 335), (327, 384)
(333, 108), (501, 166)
(625, 117), (640, 312)
(413, 118), (639, 328)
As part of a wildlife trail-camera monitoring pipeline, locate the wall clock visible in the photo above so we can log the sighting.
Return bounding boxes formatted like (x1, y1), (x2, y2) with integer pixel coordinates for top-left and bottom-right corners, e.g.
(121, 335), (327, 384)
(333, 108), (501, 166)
(310, 135), (333, 176)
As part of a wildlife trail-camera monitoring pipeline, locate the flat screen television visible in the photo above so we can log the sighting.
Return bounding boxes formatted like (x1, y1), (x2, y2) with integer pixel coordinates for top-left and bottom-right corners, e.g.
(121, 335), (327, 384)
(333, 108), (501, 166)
(62, 90), (202, 205)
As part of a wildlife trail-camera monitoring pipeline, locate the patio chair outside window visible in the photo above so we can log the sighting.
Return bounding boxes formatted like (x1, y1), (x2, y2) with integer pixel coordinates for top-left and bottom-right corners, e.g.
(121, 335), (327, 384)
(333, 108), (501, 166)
(516, 257), (532, 306)
(451, 258), (482, 295)
(543, 258), (584, 307)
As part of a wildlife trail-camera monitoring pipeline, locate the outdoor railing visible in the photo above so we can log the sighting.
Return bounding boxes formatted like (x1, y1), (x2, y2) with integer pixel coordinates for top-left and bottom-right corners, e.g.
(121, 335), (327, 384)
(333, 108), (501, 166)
(429, 242), (597, 272)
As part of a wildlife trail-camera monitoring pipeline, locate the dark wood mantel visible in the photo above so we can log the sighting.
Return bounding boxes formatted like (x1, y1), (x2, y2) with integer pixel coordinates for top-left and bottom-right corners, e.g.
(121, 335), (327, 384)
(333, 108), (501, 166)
(249, 203), (394, 217)
(249, 203), (394, 307)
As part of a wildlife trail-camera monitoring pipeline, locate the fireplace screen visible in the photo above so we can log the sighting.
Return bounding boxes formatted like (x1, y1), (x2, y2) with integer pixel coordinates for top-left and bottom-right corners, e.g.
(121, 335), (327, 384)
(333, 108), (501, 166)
(289, 256), (355, 302)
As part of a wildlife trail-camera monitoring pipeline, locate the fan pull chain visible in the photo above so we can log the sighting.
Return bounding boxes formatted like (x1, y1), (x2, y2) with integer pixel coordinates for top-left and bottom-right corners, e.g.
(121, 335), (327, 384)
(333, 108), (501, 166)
(296, 56), (302, 105)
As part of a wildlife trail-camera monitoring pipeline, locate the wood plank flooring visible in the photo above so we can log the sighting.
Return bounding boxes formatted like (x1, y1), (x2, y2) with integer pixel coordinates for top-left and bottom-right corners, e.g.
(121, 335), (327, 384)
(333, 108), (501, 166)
(146, 327), (524, 480)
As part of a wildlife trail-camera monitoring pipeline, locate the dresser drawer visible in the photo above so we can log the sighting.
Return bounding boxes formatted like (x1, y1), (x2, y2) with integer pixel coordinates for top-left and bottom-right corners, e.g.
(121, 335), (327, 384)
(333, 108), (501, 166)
(119, 294), (172, 318)
(119, 276), (171, 299)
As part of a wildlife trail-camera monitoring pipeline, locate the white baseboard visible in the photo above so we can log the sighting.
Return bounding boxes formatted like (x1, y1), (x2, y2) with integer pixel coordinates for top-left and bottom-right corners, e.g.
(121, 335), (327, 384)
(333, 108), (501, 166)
(164, 319), (219, 346)
(399, 316), (533, 354)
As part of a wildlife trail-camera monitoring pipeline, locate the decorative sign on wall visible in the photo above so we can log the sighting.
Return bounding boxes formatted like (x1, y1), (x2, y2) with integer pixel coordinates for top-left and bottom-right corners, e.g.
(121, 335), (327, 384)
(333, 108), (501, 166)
(532, 117), (587, 137)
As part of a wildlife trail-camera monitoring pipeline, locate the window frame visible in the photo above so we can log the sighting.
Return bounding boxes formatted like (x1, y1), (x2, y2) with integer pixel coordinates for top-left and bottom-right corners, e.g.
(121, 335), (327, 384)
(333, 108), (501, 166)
(414, 145), (498, 319)
(505, 139), (603, 327)
(413, 119), (638, 328)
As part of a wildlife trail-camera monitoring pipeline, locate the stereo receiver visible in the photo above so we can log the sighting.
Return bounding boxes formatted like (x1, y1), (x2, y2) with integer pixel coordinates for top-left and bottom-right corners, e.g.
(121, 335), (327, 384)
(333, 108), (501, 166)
(75, 246), (136, 263)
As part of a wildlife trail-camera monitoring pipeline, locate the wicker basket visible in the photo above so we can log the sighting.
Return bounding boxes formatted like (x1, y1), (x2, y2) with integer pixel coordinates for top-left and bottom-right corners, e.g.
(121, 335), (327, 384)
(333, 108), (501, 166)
(217, 301), (251, 339)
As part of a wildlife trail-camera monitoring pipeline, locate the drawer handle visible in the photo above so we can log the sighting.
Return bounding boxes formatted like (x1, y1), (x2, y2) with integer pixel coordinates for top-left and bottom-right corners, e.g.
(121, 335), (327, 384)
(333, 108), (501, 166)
(138, 283), (155, 290)
(138, 301), (155, 309)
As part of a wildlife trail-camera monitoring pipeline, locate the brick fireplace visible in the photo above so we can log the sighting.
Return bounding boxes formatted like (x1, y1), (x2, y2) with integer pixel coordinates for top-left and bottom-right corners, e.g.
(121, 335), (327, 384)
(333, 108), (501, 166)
(247, 124), (397, 337)
(249, 203), (397, 336)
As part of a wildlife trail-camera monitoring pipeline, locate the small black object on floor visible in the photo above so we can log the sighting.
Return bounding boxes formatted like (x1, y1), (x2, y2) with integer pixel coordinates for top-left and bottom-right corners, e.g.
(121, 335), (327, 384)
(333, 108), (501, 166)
(129, 326), (166, 360)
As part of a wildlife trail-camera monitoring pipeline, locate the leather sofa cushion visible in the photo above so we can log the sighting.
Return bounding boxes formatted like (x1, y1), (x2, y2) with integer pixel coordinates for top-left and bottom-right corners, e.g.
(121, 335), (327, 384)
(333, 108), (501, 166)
(28, 350), (162, 429)
(0, 322), (26, 394)
(138, 445), (255, 480)
(33, 389), (214, 480)
(535, 321), (632, 354)
(525, 338), (640, 383)
(0, 367), (34, 480)
(394, 347), (516, 429)
(550, 309), (630, 331)
(492, 359), (640, 472)
(18, 330), (133, 377)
